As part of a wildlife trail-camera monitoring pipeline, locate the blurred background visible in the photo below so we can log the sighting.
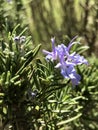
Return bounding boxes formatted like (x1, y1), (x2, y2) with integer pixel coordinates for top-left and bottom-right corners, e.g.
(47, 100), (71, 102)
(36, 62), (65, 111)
(0, 0), (98, 56)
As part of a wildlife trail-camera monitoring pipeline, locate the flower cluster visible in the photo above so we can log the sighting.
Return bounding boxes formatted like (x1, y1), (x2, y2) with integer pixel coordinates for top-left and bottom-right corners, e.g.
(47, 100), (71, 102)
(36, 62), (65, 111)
(43, 36), (88, 86)
(14, 36), (26, 44)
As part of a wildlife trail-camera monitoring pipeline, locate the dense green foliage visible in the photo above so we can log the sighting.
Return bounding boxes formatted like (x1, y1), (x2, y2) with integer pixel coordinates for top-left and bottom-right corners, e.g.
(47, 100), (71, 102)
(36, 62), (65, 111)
(0, 0), (98, 130)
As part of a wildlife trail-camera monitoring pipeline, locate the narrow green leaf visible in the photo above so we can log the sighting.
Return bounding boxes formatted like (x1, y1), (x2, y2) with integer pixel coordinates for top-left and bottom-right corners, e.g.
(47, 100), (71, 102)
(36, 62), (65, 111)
(19, 27), (28, 37)
(12, 24), (20, 34)
(57, 113), (82, 126)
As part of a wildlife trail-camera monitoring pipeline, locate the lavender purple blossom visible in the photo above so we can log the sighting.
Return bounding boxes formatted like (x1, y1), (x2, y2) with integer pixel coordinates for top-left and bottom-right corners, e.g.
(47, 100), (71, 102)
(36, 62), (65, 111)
(43, 37), (88, 86)
(43, 37), (57, 61)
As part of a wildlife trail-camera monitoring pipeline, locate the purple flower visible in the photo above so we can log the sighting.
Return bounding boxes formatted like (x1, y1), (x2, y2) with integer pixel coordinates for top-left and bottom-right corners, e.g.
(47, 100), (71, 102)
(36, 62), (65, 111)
(56, 37), (88, 66)
(67, 35), (79, 51)
(55, 62), (81, 86)
(55, 49), (81, 86)
(43, 37), (57, 61)
(43, 36), (88, 86)
(14, 36), (26, 43)
(69, 53), (88, 65)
